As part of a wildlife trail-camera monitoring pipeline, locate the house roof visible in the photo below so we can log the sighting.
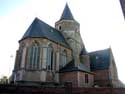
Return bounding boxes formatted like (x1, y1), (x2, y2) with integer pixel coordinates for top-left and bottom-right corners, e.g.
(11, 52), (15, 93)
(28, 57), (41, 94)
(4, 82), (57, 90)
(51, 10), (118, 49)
(20, 17), (69, 48)
(89, 48), (110, 71)
(60, 3), (74, 20)
(59, 59), (91, 73)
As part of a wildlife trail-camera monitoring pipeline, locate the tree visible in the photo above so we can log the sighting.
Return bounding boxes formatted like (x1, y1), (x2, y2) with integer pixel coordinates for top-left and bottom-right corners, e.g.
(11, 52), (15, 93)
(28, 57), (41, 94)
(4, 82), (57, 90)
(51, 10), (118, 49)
(0, 76), (8, 84)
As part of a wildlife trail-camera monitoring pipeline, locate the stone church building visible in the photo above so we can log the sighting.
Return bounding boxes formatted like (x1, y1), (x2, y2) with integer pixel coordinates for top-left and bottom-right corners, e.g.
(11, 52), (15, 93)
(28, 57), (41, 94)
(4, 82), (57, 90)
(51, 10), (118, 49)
(11, 4), (124, 87)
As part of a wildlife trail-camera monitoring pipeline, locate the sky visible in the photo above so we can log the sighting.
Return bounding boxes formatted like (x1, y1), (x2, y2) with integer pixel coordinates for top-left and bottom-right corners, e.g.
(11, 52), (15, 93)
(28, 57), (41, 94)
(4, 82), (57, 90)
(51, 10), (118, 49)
(0, 0), (125, 83)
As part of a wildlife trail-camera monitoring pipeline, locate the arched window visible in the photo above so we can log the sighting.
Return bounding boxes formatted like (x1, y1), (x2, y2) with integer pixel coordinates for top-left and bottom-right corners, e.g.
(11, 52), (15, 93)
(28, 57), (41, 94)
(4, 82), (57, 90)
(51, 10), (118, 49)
(29, 42), (40, 70)
(46, 45), (53, 70)
(20, 47), (27, 69)
(60, 50), (67, 68)
(59, 26), (61, 30)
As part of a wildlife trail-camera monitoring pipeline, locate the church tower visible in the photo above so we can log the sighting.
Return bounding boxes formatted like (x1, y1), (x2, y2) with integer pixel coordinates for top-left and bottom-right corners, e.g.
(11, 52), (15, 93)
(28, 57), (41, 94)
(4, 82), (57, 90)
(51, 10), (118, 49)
(55, 4), (85, 65)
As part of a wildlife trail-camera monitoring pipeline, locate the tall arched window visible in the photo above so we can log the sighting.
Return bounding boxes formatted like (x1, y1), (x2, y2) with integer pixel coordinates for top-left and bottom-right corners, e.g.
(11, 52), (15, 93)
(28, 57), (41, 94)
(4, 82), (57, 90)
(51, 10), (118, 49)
(46, 45), (53, 70)
(20, 47), (27, 69)
(29, 42), (40, 70)
(60, 50), (67, 68)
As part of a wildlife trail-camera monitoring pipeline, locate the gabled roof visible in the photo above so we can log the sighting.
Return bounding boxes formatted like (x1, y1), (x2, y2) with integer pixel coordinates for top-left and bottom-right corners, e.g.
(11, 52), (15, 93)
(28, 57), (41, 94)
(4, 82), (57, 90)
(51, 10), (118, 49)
(60, 3), (74, 20)
(89, 48), (110, 71)
(59, 59), (91, 73)
(20, 17), (69, 48)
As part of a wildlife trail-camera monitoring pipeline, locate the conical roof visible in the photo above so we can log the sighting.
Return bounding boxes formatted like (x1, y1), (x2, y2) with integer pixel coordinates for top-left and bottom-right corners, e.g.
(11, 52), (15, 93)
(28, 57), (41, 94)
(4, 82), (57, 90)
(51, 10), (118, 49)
(60, 3), (74, 20)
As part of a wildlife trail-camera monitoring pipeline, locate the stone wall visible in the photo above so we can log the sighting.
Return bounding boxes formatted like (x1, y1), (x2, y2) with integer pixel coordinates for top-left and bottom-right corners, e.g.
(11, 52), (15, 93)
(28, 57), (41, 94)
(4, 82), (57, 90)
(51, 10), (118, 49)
(12, 38), (72, 83)
(80, 55), (90, 70)
(55, 20), (84, 65)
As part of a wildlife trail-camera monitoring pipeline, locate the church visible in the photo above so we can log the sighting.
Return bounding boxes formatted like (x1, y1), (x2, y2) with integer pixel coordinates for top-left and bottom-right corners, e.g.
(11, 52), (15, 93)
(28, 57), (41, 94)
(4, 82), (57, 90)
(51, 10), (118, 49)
(10, 3), (124, 87)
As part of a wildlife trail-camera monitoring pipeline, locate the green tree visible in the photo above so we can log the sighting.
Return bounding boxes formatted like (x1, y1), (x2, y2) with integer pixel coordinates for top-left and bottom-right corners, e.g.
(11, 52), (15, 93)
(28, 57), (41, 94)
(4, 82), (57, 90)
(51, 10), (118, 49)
(0, 76), (8, 84)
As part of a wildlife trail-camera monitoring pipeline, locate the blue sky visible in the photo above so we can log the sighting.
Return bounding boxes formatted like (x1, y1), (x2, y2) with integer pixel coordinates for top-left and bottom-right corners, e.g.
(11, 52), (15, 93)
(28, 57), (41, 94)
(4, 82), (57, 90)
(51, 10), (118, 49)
(0, 0), (125, 83)
(0, 0), (29, 16)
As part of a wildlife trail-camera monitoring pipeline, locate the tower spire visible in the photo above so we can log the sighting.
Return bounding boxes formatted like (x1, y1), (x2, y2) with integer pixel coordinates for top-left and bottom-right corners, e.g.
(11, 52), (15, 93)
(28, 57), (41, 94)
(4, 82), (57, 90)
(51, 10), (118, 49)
(60, 3), (74, 20)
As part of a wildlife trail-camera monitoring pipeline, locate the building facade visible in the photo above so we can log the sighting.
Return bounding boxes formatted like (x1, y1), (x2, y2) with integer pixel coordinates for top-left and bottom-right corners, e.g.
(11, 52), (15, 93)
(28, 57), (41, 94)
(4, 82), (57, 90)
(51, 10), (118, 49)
(11, 4), (124, 87)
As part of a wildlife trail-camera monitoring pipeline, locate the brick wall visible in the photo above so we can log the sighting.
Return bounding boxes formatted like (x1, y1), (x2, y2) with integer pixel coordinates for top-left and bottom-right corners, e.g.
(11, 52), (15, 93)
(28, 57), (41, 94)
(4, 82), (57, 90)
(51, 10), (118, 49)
(78, 72), (94, 87)
(72, 88), (125, 94)
(0, 84), (125, 94)
(60, 71), (94, 87)
(93, 69), (111, 86)
(60, 72), (78, 87)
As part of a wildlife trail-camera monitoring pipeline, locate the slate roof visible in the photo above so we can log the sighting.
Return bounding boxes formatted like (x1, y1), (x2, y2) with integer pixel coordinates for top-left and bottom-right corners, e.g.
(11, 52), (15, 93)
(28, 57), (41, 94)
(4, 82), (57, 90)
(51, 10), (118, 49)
(80, 47), (88, 55)
(59, 59), (91, 73)
(60, 3), (74, 20)
(89, 48), (110, 71)
(20, 17), (69, 48)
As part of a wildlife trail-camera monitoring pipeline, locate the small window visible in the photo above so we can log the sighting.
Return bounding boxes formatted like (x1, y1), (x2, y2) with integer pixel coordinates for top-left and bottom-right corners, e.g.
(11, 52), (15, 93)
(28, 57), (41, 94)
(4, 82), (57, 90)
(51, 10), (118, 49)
(59, 26), (61, 30)
(85, 74), (89, 83)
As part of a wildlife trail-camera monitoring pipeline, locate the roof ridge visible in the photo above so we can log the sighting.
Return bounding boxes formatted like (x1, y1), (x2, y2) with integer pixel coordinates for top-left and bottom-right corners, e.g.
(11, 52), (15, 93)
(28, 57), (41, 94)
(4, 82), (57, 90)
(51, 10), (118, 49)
(89, 48), (110, 54)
